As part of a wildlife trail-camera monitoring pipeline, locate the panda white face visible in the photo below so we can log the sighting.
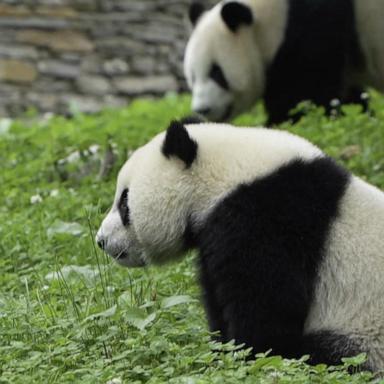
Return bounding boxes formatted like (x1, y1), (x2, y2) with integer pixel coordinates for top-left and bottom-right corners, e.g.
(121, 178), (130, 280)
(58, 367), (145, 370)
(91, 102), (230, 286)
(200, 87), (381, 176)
(96, 125), (198, 267)
(184, 2), (265, 121)
(95, 148), (148, 267)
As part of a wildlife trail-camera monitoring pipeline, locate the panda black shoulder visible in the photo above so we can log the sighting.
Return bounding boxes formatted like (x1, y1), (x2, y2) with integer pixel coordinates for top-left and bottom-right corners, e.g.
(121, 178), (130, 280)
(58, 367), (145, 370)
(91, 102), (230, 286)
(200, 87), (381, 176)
(196, 155), (351, 357)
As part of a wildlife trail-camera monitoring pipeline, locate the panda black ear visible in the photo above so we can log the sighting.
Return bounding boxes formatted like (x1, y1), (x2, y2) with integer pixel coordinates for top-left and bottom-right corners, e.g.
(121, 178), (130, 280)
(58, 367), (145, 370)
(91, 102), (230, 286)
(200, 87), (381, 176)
(189, 1), (205, 26)
(162, 120), (198, 168)
(221, 2), (253, 32)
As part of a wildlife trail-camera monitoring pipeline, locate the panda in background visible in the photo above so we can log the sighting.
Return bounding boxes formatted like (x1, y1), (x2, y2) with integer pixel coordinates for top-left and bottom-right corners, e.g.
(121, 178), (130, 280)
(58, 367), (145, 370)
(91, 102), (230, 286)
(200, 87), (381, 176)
(184, 0), (384, 125)
(96, 119), (384, 370)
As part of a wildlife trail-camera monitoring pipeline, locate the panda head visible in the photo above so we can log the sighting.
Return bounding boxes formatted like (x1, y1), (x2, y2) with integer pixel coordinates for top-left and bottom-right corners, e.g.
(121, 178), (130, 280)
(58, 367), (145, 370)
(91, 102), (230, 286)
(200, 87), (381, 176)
(184, 1), (265, 121)
(96, 120), (201, 267)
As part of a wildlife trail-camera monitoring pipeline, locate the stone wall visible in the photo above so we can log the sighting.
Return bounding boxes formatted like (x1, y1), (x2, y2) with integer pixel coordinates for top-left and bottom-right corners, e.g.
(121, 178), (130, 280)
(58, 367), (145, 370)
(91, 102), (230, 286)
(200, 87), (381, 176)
(0, 0), (216, 116)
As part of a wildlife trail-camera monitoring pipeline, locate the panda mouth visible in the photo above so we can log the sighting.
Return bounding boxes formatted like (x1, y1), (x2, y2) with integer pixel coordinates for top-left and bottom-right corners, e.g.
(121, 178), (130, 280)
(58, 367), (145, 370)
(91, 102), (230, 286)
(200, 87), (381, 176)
(220, 104), (233, 122)
(114, 250), (147, 267)
(115, 251), (128, 260)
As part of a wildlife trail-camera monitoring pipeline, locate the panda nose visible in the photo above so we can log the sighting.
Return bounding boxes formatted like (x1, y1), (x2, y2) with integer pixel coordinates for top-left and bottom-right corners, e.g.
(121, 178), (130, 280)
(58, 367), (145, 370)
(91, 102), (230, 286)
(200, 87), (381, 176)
(194, 107), (211, 116)
(97, 238), (105, 250)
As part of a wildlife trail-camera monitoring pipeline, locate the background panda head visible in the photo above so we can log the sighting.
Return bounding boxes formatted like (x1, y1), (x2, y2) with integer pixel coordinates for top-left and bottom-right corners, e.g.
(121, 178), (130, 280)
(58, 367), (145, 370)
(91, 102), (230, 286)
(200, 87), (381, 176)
(184, 0), (265, 121)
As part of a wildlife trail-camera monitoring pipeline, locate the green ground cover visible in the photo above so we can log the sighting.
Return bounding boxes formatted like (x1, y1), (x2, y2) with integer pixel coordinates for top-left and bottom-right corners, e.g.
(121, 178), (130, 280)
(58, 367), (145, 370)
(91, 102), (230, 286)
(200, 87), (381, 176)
(1, 94), (383, 383)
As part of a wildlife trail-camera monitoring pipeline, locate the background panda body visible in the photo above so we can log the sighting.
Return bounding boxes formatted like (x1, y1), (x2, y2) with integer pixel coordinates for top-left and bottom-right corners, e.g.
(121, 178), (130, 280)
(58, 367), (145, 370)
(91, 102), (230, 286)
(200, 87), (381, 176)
(97, 122), (384, 370)
(184, 0), (384, 124)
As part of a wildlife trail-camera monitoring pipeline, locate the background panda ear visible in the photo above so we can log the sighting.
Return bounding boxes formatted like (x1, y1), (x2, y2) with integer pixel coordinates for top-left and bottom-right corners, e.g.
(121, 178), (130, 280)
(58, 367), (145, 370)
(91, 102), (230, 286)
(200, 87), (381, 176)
(221, 1), (253, 32)
(162, 120), (198, 168)
(189, 1), (205, 26)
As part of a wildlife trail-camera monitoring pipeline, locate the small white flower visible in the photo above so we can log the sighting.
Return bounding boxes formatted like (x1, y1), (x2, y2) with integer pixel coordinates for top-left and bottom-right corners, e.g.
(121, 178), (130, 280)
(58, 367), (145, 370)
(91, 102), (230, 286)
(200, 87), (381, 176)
(0, 118), (12, 135)
(30, 194), (43, 204)
(66, 150), (81, 163)
(89, 144), (100, 155)
(330, 98), (340, 107)
(106, 379), (122, 384)
(50, 189), (59, 197)
(42, 112), (54, 121)
(107, 286), (115, 293)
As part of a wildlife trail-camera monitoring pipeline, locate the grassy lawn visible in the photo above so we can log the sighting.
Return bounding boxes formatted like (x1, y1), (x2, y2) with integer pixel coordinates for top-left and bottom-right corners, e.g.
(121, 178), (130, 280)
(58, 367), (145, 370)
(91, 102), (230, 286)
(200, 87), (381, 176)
(1, 93), (383, 383)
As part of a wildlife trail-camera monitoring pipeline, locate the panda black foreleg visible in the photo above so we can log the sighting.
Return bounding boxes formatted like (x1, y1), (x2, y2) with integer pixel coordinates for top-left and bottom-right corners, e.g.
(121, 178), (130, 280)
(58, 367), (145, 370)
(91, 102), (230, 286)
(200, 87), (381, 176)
(198, 255), (228, 342)
(198, 244), (312, 360)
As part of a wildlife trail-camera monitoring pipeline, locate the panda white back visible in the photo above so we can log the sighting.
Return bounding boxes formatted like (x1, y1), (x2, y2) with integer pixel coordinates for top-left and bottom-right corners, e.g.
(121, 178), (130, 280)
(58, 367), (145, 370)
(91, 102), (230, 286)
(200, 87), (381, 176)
(97, 120), (384, 370)
(355, 0), (384, 90)
(306, 176), (384, 369)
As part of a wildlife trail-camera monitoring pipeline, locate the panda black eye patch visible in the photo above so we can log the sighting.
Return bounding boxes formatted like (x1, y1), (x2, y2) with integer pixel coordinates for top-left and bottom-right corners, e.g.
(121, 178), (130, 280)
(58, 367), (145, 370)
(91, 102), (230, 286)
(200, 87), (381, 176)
(209, 63), (229, 90)
(118, 188), (130, 226)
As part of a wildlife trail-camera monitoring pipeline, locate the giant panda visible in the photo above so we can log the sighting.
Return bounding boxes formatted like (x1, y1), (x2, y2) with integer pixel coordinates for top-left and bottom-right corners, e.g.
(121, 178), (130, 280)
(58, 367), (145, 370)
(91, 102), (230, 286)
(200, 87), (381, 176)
(96, 120), (384, 370)
(184, 0), (384, 125)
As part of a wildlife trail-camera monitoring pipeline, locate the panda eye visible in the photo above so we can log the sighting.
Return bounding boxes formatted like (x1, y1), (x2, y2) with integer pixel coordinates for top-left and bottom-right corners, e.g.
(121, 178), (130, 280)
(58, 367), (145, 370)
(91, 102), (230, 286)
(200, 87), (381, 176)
(118, 188), (130, 226)
(209, 63), (229, 90)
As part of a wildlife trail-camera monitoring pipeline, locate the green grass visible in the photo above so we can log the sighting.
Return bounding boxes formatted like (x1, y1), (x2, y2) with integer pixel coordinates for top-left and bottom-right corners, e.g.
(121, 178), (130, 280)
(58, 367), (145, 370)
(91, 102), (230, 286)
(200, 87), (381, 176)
(1, 93), (384, 383)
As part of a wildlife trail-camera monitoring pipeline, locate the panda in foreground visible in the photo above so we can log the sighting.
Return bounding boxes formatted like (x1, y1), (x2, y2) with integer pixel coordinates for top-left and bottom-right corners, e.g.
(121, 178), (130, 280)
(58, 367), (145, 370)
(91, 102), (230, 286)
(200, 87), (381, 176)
(96, 120), (384, 370)
(184, 0), (384, 125)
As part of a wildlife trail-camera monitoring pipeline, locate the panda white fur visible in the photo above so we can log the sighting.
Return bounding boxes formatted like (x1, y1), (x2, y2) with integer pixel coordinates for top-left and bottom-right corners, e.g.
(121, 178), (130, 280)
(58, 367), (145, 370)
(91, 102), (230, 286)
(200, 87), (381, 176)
(184, 0), (384, 125)
(96, 119), (384, 370)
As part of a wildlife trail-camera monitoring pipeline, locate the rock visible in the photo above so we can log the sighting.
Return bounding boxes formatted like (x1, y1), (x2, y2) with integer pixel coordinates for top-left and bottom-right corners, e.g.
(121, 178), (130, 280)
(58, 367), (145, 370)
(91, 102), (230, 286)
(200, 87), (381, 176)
(131, 56), (156, 75)
(104, 1), (157, 12)
(38, 60), (80, 79)
(129, 24), (179, 44)
(26, 92), (58, 112)
(0, 84), (20, 105)
(69, 0), (100, 12)
(34, 78), (72, 92)
(60, 53), (81, 63)
(35, 6), (78, 18)
(60, 94), (105, 114)
(103, 94), (127, 108)
(0, 106), (8, 117)
(76, 75), (111, 95)
(96, 37), (153, 55)
(81, 55), (103, 74)
(17, 30), (94, 52)
(0, 17), (70, 29)
(0, 30), (16, 43)
(103, 58), (129, 76)
(31, 0), (68, 5)
(0, 59), (37, 83)
(0, 45), (39, 59)
(113, 75), (178, 95)
(0, 4), (30, 16)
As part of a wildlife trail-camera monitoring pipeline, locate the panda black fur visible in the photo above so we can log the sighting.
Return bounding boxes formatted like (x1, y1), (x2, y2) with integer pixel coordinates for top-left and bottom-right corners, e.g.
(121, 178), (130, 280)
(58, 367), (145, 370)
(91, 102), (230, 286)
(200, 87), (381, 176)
(184, 0), (384, 125)
(96, 121), (384, 370)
